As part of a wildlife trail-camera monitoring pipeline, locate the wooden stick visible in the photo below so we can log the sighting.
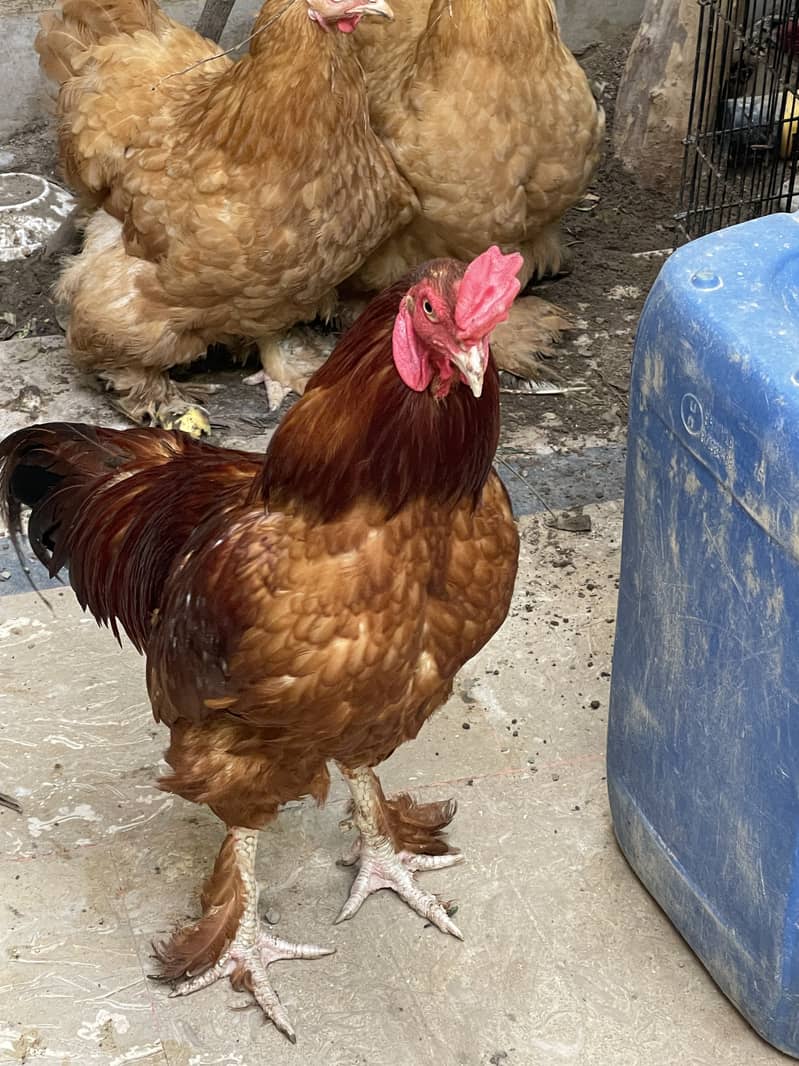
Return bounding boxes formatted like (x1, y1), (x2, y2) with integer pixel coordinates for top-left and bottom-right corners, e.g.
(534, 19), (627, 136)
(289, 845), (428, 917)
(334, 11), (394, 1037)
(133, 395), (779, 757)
(196, 0), (237, 42)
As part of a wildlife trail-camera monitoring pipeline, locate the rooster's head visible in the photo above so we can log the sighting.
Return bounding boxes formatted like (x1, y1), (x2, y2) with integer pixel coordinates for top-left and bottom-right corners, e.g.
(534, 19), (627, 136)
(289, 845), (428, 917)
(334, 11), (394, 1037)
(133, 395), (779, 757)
(392, 246), (524, 400)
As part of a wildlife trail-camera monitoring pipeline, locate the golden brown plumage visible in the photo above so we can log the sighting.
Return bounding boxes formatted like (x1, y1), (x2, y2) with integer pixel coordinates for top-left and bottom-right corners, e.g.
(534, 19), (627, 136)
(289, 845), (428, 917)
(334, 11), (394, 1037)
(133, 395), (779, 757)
(350, 0), (605, 380)
(0, 250), (520, 1038)
(37, 0), (413, 429)
(354, 0), (604, 286)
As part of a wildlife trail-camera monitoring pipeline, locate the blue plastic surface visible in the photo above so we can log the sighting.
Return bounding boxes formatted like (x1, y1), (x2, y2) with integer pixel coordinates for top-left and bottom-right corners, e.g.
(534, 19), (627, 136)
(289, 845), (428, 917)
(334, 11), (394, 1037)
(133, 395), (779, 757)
(608, 212), (799, 1056)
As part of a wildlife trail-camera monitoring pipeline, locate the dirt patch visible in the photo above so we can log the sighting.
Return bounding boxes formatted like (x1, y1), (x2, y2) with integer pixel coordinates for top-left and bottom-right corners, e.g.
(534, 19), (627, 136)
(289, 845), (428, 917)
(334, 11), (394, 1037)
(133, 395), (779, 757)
(0, 252), (62, 339)
(0, 30), (678, 440)
(505, 27), (678, 439)
(0, 120), (63, 339)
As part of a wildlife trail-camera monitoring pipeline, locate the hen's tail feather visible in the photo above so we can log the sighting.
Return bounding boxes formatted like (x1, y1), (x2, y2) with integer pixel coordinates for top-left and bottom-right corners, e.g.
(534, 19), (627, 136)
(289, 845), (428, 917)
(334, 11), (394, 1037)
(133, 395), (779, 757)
(490, 295), (571, 383)
(36, 0), (167, 85)
(152, 827), (247, 980)
(0, 422), (259, 654)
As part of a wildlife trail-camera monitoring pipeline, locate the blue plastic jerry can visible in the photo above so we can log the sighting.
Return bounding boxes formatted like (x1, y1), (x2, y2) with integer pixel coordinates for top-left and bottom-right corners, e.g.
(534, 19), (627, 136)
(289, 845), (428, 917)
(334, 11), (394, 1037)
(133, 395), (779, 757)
(608, 212), (799, 1057)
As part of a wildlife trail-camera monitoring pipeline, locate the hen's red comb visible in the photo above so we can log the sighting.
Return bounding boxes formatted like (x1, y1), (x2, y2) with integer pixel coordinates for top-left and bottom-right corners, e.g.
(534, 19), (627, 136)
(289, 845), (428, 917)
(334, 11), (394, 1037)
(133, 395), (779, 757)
(455, 246), (524, 341)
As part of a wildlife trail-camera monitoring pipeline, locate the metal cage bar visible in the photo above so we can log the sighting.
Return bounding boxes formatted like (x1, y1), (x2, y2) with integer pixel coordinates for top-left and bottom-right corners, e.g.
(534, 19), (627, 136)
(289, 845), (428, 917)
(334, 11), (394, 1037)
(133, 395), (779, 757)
(677, 0), (799, 242)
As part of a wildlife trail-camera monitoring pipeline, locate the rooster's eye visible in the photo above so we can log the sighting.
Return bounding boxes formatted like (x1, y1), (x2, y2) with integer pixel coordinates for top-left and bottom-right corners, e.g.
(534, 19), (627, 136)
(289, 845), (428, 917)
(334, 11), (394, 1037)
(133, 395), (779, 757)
(422, 299), (435, 319)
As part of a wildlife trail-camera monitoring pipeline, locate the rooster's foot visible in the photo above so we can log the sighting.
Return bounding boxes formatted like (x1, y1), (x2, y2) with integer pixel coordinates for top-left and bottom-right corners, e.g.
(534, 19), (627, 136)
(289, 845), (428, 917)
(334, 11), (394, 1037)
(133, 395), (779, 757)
(336, 836), (464, 938)
(336, 766), (464, 939)
(157, 827), (333, 1042)
(170, 929), (333, 1043)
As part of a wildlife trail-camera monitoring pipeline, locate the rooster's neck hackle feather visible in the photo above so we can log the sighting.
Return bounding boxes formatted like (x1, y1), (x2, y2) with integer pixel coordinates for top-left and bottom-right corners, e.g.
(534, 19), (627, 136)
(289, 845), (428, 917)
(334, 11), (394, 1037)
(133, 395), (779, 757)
(259, 267), (501, 522)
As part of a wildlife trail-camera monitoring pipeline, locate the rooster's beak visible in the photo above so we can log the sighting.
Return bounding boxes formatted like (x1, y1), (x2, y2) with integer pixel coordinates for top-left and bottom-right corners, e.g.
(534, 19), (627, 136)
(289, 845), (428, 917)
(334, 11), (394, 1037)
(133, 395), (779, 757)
(451, 344), (487, 398)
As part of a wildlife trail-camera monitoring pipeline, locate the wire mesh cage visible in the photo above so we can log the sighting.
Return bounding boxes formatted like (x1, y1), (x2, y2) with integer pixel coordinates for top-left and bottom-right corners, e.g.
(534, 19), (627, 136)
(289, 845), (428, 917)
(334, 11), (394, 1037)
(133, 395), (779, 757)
(677, 0), (799, 242)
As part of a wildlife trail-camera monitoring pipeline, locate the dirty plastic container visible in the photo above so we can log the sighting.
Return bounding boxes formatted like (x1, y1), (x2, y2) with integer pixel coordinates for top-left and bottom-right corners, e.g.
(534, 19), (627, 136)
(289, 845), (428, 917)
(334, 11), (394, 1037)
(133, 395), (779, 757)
(608, 211), (799, 1057)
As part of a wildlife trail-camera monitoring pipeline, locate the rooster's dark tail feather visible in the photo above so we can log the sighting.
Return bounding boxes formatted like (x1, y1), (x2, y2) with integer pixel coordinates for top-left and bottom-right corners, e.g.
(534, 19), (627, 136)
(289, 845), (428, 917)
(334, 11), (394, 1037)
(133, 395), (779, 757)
(0, 422), (257, 653)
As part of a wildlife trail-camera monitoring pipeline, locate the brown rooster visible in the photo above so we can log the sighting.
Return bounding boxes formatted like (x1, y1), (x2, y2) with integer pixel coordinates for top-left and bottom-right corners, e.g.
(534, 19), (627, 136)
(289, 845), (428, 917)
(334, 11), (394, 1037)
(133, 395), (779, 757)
(347, 0), (606, 382)
(0, 248), (520, 1040)
(36, 0), (413, 433)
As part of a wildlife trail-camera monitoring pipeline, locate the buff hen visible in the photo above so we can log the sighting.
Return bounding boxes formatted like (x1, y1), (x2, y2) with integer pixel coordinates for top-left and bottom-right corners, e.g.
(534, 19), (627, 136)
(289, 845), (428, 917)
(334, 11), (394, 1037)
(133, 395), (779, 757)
(348, 0), (605, 382)
(36, 0), (413, 432)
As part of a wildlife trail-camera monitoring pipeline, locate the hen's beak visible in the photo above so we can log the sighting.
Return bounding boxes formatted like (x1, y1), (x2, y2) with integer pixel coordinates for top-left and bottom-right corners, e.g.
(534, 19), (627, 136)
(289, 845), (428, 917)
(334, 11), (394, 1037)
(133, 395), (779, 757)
(354, 0), (394, 18)
(451, 344), (487, 398)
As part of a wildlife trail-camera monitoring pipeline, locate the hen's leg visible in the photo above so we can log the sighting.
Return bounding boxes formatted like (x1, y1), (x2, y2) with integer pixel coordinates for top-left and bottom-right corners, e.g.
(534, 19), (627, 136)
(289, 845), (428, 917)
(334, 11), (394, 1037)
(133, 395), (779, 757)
(56, 210), (212, 437)
(101, 367), (211, 438)
(335, 766), (464, 939)
(156, 827), (333, 1042)
(246, 331), (334, 411)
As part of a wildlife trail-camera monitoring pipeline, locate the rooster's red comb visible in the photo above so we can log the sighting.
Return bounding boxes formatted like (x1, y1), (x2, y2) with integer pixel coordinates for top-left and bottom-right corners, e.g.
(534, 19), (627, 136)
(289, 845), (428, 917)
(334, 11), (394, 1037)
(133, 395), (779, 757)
(455, 246), (524, 341)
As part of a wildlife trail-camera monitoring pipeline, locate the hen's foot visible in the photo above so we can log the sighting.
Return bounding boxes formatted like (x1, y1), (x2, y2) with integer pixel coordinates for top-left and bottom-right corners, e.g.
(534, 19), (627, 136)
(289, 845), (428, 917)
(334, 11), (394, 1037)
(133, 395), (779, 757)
(243, 368), (293, 412)
(102, 370), (211, 437)
(157, 827), (333, 1042)
(170, 928), (332, 1043)
(336, 766), (464, 939)
(111, 398), (211, 438)
(251, 331), (332, 411)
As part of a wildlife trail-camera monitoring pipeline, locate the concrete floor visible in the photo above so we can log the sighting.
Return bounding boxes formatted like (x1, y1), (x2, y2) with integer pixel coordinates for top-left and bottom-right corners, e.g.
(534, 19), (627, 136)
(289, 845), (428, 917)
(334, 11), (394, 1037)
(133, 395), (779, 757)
(0, 340), (791, 1065)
